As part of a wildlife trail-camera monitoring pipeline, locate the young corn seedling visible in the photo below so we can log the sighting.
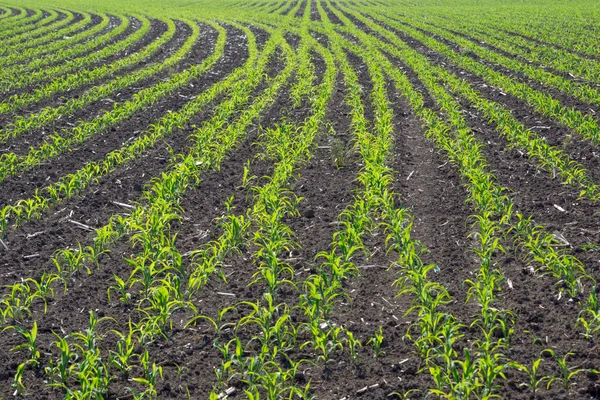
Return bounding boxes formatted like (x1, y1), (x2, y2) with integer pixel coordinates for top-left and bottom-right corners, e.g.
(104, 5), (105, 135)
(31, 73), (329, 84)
(107, 275), (132, 306)
(221, 213), (251, 253)
(301, 320), (344, 366)
(132, 350), (163, 397)
(138, 285), (195, 340)
(240, 159), (256, 190)
(125, 257), (165, 300)
(344, 330), (362, 365)
(3, 321), (41, 367)
(53, 244), (89, 285)
(65, 311), (114, 397)
(301, 268), (347, 321)
(577, 287), (600, 339)
(186, 305), (237, 336)
(543, 349), (586, 390)
(510, 356), (551, 398)
(12, 362), (26, 396)
(26, 272), (58, 313)
(109, 321), (138, 378)
(1, 282), (35, 323)
(367, 326), (385, 358)
(45, 332), (77, 388)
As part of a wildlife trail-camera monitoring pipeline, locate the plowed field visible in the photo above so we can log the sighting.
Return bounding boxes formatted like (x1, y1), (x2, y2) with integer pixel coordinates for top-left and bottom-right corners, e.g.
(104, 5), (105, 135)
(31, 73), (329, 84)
(0, 0), (599, 398)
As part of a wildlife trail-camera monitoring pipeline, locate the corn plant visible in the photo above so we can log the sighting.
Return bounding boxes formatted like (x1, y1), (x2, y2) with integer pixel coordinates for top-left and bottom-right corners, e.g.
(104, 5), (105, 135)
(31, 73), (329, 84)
(510, 356), (551, 398)
(577, 288), (600, 339)
(132, 350), (163, 397)
(108, 321), (138, 378)
(1, 282), (35, 324)
(367, 326), (385, 358)
(542, 349), (586, 390)
(3, 321), (40, 366)
(45, 332), (77, 388)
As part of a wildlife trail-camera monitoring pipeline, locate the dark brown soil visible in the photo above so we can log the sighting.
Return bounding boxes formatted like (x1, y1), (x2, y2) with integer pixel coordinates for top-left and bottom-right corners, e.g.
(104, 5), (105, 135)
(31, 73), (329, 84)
(280, 0), (298, 16)
(311, 0), (321, 21)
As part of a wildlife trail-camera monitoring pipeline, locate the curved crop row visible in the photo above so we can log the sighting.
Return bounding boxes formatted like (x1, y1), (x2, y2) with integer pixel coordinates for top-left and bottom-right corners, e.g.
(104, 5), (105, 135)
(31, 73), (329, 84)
(0, 13), (113, 69)
(375, 13), (600, 148)
(424, 15), (600, 87)
(1, 1), (599, 398)
(347, 9), (600, 202)
(1, 23), (297, 398)
(0, 14), (149, 94)
(0, 19), (220, 235)
(1, 19), (195, 143)
(0, 11), (92, 60)
(0, 8), (75, 48)
(0, 8), (50, 41)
